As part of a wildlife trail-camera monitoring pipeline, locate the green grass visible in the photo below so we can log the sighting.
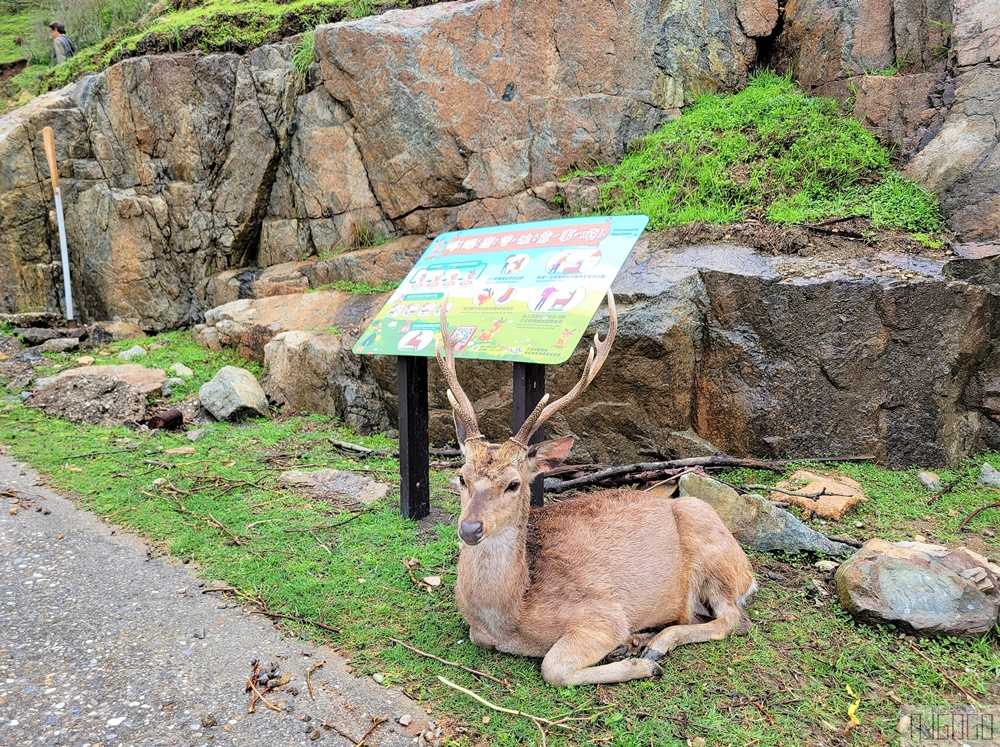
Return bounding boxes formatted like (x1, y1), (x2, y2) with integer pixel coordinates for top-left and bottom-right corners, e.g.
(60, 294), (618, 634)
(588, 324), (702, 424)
(586, 71), (943, 234)
(309, 279), (398, 295)
(1, 0), (424, 112)
(291, 28), (314, 74)
(0, 334), (997, 746)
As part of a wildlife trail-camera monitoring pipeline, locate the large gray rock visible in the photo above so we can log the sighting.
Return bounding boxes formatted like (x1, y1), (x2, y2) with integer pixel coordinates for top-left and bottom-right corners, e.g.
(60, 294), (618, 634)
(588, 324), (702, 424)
(26, 374), (147, 426)
(199, 241), (1000, 468)
(678, 474), (857, 555)
(264, 330), (391, 435)
(836, 539), (1000, 637)
(198, 366), (269, 421)
(279, 469), (390, 505)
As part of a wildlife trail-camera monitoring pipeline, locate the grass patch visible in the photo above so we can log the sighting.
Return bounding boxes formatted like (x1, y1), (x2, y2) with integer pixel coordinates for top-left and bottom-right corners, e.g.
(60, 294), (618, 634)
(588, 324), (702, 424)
(309, 279), (398, 295)
(587, 71), (943, 234)
(1, 0), (424, 112)
(0, 334), (997, 745)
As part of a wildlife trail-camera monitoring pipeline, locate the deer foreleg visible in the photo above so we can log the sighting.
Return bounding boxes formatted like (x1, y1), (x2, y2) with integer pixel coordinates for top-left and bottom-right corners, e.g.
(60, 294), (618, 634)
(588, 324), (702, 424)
(540, 628), (663, 686)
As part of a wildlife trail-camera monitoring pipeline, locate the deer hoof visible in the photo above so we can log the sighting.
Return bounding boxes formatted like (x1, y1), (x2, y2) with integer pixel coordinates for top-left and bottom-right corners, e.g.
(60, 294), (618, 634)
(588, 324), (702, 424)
(605, 644), (630, 662)
(641, 647), (666, 662)
(650, 660), (664, 677)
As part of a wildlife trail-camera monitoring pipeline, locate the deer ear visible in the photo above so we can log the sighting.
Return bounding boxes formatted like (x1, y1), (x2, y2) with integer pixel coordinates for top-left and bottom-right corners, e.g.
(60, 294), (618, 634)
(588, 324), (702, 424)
(453, 410), (469, 455)
(527, 436), (574, 476)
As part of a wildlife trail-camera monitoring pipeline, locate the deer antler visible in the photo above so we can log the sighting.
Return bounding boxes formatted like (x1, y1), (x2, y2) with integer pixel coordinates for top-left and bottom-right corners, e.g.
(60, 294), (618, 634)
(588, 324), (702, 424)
(436, 300), (484, 442)
(509, 291), (617, 450)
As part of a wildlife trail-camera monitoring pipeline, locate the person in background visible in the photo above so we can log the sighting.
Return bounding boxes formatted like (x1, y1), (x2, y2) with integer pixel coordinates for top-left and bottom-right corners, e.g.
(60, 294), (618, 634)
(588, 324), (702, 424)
(49, 22), (74, 65)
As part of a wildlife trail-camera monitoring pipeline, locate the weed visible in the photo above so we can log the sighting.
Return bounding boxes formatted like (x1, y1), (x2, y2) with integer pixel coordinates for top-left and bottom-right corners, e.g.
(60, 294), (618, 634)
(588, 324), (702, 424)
(585, 70), (943, 234)
(291, 28), (313, 74)
(1, 319), (996, 747)
(309, 279), (397, 295)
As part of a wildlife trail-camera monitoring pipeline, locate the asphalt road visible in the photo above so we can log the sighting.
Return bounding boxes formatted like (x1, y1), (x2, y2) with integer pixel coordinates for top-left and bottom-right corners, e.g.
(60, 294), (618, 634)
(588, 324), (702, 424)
(0, 455), (435, 747)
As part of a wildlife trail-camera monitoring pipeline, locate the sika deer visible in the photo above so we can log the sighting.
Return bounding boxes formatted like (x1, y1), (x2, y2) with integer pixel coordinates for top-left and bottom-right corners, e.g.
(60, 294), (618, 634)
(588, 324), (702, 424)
(436, 292), (756, 686)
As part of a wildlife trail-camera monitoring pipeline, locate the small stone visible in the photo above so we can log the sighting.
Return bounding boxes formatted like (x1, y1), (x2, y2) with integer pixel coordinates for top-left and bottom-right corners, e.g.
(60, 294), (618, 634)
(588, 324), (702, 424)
(814, 560), (839, 572)
(916, 471), (941, 492)
(200, 714), (218, 728)
(117, 345), (147, 360)
(9, 507), (18, 516)
(38, 338), (79, 353)
(854, 521), (864, 528)
(186, 429), (209, 442)
(107, 716), (126, 727)
(984, 528), (996, 538)
(482, 716), (490, 725)
(309, 728), (321, 740)
(193, 628), (206, 639)
(977, 463), (1000, 489)
(170, 363), (194, 378)
(399, 714), (413, 726)
(373, 673), (384, 684)
(75, 355), (95, 366)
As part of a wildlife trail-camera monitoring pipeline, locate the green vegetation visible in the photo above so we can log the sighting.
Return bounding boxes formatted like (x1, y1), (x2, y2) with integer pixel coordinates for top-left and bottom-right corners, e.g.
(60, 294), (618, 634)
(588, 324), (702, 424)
(0, 0), (424, 112)
(310, 279), (398, 295)
(586, 71), (943, 233)
(291, 28), (314, 74)
(0, 332), (996, 745)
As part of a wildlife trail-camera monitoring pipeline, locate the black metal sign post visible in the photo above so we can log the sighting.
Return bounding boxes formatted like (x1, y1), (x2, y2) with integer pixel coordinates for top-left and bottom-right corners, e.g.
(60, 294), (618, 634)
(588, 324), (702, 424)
(512, 361), (547, 506)
(397, 356), (546, 519)
(397, 356), (430, 520)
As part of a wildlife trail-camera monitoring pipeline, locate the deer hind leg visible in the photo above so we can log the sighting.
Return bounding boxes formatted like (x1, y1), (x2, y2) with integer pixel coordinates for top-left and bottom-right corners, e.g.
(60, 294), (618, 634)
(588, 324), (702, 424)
(641, 581), (754, 662)
(541, 627), (663, 686)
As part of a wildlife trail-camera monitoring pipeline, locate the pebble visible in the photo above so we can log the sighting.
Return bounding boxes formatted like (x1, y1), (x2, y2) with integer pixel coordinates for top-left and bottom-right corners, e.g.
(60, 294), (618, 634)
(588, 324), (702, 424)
(193, 628), (206, 639)
(170, 363), (194, 378)
(186, 429), (209, 442)
(107, 716), (126, 727)
(854, 521), (864, 528)
(916, 471), (941, 492)
(309, 728), (321, 740)
(117, 345), (147, 360)
(399, 714), (412, 726)
(373, 673), (384, 684)
(201, 714), (218, 728)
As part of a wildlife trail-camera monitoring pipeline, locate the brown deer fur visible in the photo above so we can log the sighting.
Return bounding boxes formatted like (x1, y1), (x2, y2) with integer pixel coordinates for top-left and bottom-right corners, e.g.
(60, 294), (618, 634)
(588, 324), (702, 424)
(439, 292), (756, 686)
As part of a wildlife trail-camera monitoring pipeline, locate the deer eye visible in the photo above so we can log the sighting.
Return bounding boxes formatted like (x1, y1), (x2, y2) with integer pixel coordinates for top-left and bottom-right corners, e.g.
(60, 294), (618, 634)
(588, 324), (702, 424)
(458, 474), (466, 488)
(506, 480), (520, 493)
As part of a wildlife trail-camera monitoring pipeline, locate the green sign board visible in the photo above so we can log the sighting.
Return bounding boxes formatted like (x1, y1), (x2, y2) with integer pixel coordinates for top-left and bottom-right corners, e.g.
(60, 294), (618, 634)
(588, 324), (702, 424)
(353, 215), (648, 364)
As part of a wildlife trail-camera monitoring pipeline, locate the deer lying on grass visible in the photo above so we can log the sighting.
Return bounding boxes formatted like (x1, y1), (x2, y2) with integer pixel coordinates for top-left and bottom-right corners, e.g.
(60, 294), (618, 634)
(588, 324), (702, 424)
(436, 292), (756, 686)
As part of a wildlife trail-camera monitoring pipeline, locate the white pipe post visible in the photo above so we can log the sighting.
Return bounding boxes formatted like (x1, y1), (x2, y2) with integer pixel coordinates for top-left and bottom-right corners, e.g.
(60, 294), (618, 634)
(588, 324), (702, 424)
(41, 126), (75, 323)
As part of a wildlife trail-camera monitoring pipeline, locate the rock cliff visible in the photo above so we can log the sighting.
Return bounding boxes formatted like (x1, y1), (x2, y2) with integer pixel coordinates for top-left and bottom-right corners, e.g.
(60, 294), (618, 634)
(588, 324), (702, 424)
(3, 0), (996, 325)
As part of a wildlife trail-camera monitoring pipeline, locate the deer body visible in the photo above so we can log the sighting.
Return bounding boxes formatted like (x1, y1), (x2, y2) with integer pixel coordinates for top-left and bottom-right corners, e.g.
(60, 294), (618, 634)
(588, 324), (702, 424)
(437, 292), (755, 686)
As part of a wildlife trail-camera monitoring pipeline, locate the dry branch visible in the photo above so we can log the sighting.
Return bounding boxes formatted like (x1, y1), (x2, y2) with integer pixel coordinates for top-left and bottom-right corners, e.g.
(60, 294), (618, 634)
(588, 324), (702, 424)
(958, 502), (1000, 532)
(544, 454), (876, 493)
(387, 637), (510, 687)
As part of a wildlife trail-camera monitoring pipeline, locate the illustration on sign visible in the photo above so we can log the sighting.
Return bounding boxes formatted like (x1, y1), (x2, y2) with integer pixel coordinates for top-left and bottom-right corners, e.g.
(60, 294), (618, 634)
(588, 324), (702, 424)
(353, 215), (649, 364)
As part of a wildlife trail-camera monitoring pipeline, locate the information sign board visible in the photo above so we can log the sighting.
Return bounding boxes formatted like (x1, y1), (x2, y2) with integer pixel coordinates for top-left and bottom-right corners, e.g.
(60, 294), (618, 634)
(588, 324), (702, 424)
(353, 215), (648, 363)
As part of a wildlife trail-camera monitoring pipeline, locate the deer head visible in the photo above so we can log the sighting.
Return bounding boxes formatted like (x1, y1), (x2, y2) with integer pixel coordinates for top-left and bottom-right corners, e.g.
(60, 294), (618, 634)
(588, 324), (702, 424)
(437, 293), (617, 546)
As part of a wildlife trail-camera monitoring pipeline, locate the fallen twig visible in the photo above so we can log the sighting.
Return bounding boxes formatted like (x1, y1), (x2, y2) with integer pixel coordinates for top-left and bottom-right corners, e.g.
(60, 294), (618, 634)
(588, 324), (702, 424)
(437, 676), (576, 731)
(357, 716), (389, 747)
(310, 530), (333, 555)
(958, 502), (1000, 532)
(907, 642), (981, 704)
(62, 446), (140, 460)
(545, 454), (876, 494)
(329, 438), (394, 457)
(249, 609), (341, 634)
(306, 660), (325, 700)
(746, 484), (852, 501)
(388, 637), (510, 687)
(928, 476), (964, 504)
(246, 676), (283, 713)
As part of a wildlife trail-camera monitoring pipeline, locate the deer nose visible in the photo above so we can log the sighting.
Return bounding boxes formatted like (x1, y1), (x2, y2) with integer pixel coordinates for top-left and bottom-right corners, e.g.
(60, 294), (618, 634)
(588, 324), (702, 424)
(459, 521), (484, 545)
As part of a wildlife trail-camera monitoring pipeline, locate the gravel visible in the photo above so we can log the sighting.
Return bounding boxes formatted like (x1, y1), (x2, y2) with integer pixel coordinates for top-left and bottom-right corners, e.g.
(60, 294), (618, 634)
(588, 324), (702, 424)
(0, 456), (431, 746)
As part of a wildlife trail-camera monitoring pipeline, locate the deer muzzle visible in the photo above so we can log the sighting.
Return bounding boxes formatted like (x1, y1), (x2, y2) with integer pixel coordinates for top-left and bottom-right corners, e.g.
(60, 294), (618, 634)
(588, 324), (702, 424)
(459, 520), (484, 545)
